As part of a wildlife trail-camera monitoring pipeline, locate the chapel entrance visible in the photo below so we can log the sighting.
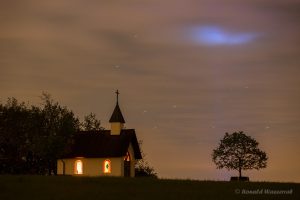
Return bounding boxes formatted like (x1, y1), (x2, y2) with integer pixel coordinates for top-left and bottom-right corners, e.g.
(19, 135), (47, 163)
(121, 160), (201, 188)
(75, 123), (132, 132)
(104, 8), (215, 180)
(124, 152), (131, 177)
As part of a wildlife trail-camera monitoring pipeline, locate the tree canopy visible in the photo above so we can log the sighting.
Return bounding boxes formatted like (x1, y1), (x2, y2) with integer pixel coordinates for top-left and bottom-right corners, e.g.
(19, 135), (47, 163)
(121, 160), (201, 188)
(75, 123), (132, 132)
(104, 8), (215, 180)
(81, 112), (103, 131)
(212, 131), (268, 178)
(0, 94), (80, 174)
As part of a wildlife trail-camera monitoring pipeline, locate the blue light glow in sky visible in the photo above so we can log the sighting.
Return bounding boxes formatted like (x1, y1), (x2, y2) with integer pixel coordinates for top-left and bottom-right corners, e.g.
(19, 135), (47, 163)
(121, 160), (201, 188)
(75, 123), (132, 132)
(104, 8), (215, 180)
(190, 26), (258, 46)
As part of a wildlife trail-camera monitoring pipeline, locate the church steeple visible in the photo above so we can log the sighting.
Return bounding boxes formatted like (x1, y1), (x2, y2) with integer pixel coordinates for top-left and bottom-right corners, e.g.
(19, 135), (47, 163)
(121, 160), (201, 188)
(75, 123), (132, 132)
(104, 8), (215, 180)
(109, 90), (125, 135)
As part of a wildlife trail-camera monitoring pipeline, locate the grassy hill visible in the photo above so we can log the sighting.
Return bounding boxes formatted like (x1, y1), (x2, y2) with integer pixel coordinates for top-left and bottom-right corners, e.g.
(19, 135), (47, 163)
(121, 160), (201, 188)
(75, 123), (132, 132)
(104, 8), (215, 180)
(0, 175), (299, 200)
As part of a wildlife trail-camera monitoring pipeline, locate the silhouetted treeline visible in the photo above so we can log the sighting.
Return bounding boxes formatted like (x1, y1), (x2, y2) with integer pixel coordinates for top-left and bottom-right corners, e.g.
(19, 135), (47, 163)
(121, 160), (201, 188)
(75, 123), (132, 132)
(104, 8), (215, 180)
(0, 93), (105, 175)
(0, 93), (81, 175)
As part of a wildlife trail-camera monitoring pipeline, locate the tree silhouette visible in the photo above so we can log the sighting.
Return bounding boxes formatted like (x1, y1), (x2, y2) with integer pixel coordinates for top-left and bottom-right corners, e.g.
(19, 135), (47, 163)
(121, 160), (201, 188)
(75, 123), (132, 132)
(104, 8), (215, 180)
(39, 93), (80, 175)
(0, 93), (80, 175)
(81, 112), (103, 131)
(212, 131), (268, 179)
(135, 140), (157, 178)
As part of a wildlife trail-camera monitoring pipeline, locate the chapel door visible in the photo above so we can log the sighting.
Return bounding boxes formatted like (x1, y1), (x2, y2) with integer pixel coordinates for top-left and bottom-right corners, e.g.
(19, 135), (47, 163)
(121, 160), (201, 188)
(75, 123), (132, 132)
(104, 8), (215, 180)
(124, 152), (131, 177)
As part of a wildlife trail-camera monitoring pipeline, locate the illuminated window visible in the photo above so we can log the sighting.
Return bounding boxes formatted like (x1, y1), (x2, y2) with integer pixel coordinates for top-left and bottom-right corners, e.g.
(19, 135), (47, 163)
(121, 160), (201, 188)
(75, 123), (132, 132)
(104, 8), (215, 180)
(124, 152), (131, 161)
(75, 160), (83, 174)
(103, 159), (111, 173)
(124, 152), (131, 177)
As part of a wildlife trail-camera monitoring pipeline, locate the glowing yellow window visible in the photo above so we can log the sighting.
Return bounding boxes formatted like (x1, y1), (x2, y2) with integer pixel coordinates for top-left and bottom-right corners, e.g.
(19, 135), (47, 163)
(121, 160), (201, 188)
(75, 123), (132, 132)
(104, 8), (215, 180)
(75, 160), (83, 174)
(103, 159), (111, 173)
(124, 152), (131, 161)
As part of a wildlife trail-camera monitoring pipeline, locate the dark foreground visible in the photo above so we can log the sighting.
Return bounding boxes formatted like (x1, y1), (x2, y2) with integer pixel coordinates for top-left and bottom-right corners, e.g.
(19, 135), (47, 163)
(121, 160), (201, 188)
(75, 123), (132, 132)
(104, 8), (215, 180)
(0, 175), (299, 200)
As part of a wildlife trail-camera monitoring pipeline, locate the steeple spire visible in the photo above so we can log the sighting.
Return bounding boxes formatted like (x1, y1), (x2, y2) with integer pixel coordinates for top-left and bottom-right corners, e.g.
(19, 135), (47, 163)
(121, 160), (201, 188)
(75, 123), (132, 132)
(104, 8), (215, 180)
(109, 90), (125, 123)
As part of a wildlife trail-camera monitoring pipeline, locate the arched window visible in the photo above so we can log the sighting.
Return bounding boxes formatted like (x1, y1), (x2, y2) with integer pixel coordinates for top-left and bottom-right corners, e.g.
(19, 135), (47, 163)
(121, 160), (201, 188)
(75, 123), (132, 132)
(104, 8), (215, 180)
(103, 159), (111, 174)
(124, 152), (131, 161)
(124, 152), (131, 177)
(75, 160), (83, 174)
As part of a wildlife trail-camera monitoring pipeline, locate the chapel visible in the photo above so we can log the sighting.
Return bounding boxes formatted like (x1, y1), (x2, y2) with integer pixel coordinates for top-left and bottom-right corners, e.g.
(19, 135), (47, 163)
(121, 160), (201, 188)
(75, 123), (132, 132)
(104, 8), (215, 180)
(57, 91), (142, 177)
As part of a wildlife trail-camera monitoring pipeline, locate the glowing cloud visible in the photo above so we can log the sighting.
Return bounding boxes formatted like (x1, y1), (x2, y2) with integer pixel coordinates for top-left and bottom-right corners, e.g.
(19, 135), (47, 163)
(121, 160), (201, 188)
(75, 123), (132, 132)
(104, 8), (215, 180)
(190, 26), (258, 46)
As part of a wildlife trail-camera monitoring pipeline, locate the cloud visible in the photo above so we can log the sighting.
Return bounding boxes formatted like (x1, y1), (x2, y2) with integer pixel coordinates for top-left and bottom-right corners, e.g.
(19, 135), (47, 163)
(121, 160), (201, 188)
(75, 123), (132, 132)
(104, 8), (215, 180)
(188, 25), (259, 46)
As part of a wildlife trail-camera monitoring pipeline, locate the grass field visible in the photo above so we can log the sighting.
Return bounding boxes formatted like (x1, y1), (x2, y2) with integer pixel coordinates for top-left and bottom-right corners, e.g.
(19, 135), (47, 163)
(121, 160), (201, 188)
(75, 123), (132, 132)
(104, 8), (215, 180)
(0, 175), (299, 200)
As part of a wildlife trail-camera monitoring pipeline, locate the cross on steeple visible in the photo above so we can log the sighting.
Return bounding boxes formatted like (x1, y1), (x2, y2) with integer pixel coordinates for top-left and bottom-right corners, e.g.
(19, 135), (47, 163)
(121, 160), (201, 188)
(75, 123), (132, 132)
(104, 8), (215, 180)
(109, 90), (125, 123)
(116, 90), (119, 104)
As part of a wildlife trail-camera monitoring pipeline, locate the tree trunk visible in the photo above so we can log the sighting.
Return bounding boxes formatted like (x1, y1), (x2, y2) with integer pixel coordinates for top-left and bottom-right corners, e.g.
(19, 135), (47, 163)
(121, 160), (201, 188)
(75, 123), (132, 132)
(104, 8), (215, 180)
(238, 157), (242, 179)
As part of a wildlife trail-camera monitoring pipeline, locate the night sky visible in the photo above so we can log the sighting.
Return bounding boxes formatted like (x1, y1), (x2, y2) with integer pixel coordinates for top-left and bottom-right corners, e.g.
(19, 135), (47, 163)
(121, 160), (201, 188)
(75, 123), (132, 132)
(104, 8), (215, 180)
(1, 0), (300, 182)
